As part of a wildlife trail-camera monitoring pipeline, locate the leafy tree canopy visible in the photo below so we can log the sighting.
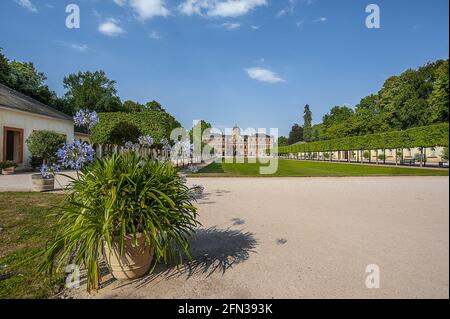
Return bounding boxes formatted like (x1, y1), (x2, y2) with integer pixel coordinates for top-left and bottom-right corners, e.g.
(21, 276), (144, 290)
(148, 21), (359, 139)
(277, 136), (289, 147)
(63, 70), (122, 114)
(288, 124), (304, 145)
(303, 104), (313, 142)
(25, 130), (66, 164)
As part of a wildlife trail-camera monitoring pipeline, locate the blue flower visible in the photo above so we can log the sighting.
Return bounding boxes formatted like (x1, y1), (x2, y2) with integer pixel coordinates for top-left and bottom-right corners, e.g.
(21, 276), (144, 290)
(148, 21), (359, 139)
(124, 141), (139, 149)
(57, 141), (95, 170)
(138, 135), (154, 147)
(73, 109), (99, 130)
(39, 163), (60, 179)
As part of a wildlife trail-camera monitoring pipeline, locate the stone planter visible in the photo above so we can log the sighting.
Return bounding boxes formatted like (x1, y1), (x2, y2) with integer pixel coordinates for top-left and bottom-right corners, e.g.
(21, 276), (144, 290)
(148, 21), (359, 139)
(1, 167), (16, 175)
(103, 234), (154, 280)
(31, 174), (55, 192)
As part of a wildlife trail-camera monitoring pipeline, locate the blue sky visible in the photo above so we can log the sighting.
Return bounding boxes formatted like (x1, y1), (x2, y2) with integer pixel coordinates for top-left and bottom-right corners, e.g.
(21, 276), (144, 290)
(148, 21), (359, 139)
(0, 0), (448, 136)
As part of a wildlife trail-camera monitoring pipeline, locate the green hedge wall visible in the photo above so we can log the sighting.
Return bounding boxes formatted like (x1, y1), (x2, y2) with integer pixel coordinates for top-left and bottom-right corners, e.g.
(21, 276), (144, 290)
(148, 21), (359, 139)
(278, 123), (449, 154)
(89, 110), (181, 145)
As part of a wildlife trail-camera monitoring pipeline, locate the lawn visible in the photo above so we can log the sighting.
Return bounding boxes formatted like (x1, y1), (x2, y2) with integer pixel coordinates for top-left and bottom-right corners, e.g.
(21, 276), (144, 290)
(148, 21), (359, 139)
(192, 159), (449, 177)
(0, 193), (65, 299)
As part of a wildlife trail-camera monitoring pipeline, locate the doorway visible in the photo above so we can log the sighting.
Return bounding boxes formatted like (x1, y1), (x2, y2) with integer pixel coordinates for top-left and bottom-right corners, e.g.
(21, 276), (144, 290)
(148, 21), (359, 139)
(3, 127), (23, 164)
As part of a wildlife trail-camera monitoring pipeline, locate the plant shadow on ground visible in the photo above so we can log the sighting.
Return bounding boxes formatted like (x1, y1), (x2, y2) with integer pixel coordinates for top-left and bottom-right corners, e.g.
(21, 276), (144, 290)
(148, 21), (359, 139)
(107, 227), (257, 290)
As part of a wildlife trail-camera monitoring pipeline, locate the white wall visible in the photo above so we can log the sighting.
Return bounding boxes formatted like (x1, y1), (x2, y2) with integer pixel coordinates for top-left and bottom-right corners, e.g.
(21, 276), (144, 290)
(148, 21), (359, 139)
(0, 108), (74, 167)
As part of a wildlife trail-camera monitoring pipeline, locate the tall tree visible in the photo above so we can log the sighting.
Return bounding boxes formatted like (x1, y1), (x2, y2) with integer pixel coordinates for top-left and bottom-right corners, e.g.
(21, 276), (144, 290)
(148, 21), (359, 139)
(322, 106), (355, 140)
(123, 100), (144, 113)
(311, 124), (324, 142)
(0, 48), (11, 86)
(145, 100), (166, 112)
(303, 104), (312, 142)
(63, 70), (122, 114)
(429, 60), (449, 123)
(288, 124), (303, 145)
(277, 136), (289, 147)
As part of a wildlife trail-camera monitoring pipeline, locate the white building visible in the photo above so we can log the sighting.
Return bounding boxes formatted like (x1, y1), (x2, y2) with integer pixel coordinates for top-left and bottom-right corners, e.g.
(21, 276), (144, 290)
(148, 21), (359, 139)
(0, 83), (85, 168)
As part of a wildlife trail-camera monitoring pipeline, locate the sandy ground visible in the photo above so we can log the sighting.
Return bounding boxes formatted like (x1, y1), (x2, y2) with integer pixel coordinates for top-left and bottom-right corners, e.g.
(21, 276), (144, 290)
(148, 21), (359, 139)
(59, 176), (449, 299)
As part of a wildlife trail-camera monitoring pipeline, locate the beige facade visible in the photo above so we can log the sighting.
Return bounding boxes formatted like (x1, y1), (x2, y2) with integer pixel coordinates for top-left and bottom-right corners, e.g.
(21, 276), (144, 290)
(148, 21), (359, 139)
(0, 107), (74, 167)
(288, 147), (447, 164)
(205, 127), (274, 157)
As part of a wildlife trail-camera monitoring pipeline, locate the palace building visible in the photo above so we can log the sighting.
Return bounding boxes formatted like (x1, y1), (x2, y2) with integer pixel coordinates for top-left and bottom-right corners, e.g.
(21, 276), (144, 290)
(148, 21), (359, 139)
(204, 126), (274, 158)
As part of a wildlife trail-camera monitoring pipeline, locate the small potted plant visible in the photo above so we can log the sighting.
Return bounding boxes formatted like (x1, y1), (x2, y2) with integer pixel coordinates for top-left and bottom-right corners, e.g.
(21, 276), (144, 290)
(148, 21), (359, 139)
(0, 161), (17, 175)
(39, 153), (201, 292)
(31, 163), (59, 192)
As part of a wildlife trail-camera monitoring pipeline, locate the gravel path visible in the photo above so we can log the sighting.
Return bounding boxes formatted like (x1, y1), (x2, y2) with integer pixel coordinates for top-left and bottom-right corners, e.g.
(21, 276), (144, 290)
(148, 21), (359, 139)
(63, 176), (449, 299)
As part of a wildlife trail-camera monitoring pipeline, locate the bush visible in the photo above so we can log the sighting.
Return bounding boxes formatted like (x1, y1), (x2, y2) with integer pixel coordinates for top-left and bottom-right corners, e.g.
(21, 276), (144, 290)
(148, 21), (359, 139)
(39, 153), (200, 292)
(278, 123), (449, 154)
(90, 110), (181, 145)
(29, 156), (43, 169)
(363, 151), (370, 159)
(26, 130), (66, 164)
(0, 161), (17, 169)
(443, 147), (449, 161)
(108, 122), (141, 145)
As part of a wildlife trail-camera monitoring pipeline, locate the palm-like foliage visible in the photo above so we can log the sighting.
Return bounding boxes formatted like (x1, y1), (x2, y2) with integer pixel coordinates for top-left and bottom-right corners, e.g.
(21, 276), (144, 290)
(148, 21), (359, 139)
(39, 153), (200, 292)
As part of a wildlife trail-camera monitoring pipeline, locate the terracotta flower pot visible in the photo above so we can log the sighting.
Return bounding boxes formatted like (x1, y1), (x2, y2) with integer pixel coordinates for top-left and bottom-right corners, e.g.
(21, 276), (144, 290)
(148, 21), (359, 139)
(103, 234), (154, 280)
(31, 174), (55, 192)
(1, 167), (15, 175)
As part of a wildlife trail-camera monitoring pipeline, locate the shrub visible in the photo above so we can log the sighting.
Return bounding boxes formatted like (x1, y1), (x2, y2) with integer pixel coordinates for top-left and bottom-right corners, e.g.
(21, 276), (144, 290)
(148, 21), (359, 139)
(89, 110), (181, 145)
(443, 147), (449, 161)
(363, 151), (370, 159)
(39, 153), (200, 292)
(26, 130), (66, 164)
(29, 156), (43, 169)
(277, 123), (449, 154)
(0, 161), (17, 169)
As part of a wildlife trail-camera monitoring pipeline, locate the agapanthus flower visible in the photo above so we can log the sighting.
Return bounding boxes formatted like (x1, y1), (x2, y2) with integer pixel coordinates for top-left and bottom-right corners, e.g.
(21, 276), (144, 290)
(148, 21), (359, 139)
(57, 140), (95, 170)
(124, 141), (139, 149)
(39, 163), (60, 179)
(138, 135), (154, 147)
(73, 109), (99, 130)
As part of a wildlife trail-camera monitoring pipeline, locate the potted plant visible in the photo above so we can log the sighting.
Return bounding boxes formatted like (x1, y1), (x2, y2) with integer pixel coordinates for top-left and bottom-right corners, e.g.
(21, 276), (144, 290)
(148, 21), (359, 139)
(0, 161), (17, 175)
(31, 164), (59, 192)
(39, 152), (200, 292)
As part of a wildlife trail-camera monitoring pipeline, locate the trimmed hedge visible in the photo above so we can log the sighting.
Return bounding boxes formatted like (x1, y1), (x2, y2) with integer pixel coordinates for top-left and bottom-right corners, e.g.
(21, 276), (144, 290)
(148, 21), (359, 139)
(278, 123), (449, 154)
(89, 110), (181, 145)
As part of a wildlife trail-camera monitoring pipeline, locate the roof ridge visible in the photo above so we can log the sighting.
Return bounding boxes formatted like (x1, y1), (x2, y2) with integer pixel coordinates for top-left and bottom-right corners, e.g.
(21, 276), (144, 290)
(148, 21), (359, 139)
(0, 83), (73, 121)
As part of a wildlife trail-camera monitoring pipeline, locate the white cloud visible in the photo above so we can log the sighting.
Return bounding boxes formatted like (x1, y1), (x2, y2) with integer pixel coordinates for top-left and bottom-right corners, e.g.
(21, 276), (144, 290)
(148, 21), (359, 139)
(179, 0), (210, 15)
(276, 0), (296, 18)
(221, 22), (240, 30)
(296, 20), (304, 28)
(148, 31), (161, 39)
(250, 25), (259, 30)
(314, 17), (327, 22)
(70, 44), (89, 52)
(179, 0), (267, 18)
(15, 0), (37, 12)
(59, 41), (89, 52)
(129, 0), (170, 20)
(209, 0), (267, 17)
(245, 67), (286, 83)
(98, 18), (126, 36)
